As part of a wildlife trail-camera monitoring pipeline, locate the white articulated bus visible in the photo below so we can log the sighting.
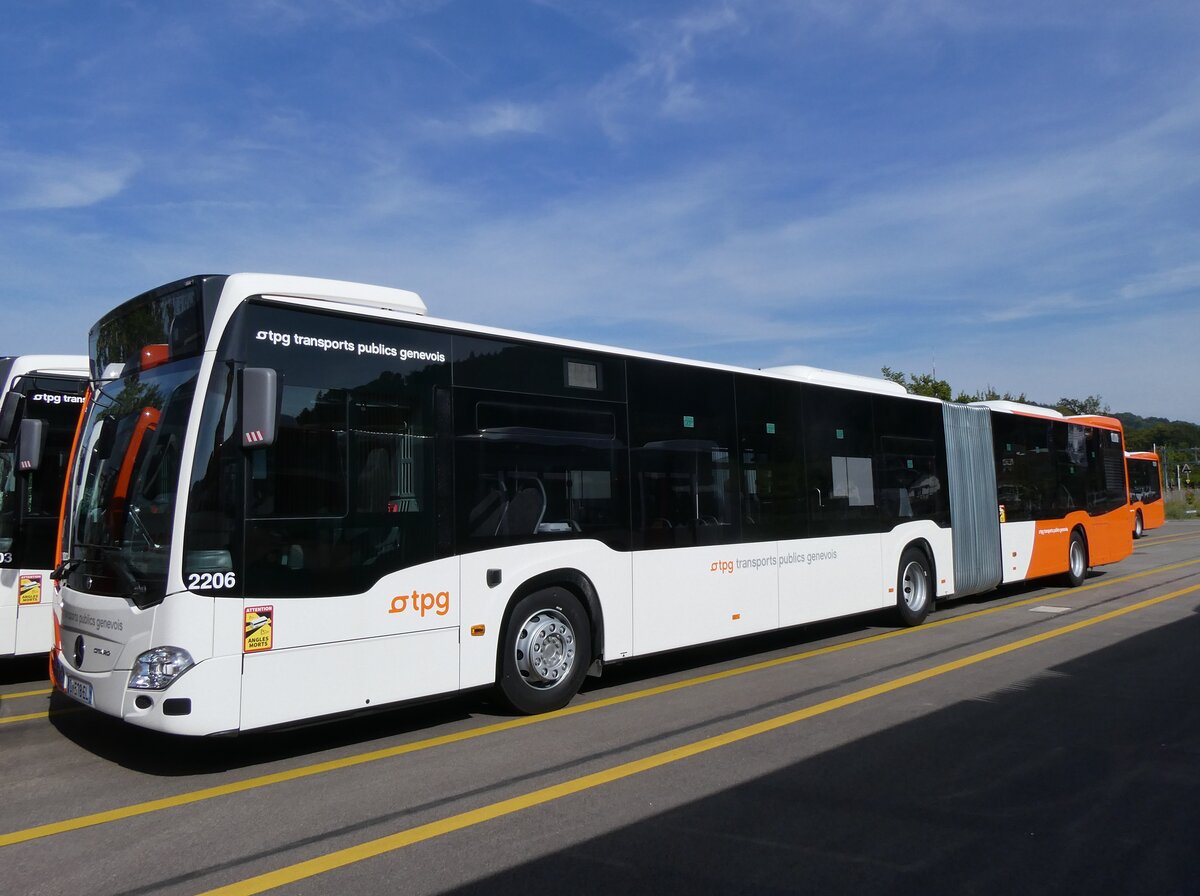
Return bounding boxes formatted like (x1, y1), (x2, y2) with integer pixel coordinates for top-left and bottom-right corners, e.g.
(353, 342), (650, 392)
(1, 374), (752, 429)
(52, 275), (1131, 735)
(0, 355), (89, 657)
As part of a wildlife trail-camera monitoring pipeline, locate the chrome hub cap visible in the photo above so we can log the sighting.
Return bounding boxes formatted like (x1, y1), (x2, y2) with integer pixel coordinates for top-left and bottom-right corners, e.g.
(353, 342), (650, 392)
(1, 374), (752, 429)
(514, 609), (576, 689)
(901, 561), (928, 611)
(1070, 540), (1086, 578)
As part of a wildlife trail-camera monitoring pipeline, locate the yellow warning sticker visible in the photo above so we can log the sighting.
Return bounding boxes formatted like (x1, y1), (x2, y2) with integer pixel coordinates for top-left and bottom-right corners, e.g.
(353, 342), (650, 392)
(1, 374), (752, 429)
(19, 575), (42, 605)
(244, 605), (274, 653)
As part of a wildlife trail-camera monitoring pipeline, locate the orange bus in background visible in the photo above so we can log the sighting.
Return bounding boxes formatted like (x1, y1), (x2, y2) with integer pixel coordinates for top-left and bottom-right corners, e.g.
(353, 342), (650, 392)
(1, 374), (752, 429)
(984, 403), (1133, 587)
(1126, 451), (1165, 538)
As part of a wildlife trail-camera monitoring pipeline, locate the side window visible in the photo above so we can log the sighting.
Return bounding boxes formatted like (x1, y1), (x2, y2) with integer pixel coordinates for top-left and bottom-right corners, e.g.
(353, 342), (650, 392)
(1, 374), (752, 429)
(873, 395), (948, 528)
(185, 362), (243, 586)
(1057, 424), (1089, 514)
(994, 414), (1033, 522)
(628, 360), (738, 548)
(998, 416), (1058, 521)
(233, 302), (451, 598)
(453, 335), (625, 402)
(803, 385), (878, 536)
(735, 375), (806, 542)
(454, 391), (628, 551)
(250, 386), (348, 518)
(1086, 428), (1127, 514)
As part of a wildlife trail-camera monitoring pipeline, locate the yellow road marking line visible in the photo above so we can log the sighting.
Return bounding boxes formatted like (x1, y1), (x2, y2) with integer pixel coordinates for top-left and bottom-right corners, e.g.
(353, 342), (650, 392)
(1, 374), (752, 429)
(2, 556), (1198, 846)
(1139, 531), (1200, 546)
(0, 706), (83, 726)
(1, 687), (52, 700)
(0, 711), (50, 725)
(200, 582), (1200, 896)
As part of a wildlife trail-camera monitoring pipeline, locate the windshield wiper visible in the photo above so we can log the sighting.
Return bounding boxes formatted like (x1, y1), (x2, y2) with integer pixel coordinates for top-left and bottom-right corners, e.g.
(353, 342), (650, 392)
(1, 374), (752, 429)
(128, 505), (160, 549)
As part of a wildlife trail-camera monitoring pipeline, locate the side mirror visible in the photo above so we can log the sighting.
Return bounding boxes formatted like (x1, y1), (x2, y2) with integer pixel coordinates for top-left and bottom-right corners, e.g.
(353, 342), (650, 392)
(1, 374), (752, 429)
(92, 416), (116, 462)
(17, 418), (47, 472)
(241, 368), (278, 448)
(0, 392), (23, 444)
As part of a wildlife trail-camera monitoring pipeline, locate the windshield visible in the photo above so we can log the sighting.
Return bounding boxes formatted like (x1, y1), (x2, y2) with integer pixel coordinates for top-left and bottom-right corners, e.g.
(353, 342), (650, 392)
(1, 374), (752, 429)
(0, 443), (12, 557)
(0, 373), (89, 566)
(66, 358), (200, 605)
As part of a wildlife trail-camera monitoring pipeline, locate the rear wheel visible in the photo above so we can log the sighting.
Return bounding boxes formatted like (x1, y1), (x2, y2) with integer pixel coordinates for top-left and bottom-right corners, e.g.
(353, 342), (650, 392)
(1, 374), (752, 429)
(1064, 530), (1088, 587)
(895, 548), (933, 627)
(497, 588), (591, 714)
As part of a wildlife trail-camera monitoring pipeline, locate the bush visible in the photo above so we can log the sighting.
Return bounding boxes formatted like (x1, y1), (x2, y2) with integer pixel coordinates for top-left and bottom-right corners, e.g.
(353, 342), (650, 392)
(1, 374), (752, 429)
(1165, 489), (1199, 520)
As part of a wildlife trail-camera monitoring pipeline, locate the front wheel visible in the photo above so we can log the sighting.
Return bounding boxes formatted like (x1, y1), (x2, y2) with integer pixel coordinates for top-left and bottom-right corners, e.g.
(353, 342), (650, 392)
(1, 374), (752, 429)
(1133, 511), (1144, 539)
(895, 548), (933, 627)
(1064, 530), (1088, 587)
(497, 588), (591, 714)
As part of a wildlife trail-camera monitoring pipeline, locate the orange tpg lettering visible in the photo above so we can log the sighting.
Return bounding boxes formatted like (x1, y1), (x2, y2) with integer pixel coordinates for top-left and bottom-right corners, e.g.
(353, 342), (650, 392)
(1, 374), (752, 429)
(390, 590), (451, 617)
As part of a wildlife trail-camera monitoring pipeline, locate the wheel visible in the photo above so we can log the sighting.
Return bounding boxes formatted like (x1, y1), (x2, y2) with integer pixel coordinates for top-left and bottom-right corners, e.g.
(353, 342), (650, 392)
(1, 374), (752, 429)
(1064, 530), (1088, 587)
(895, 547), (933, 627)
(1133, 511), (1144, 539)
(497, 587), (591, 714)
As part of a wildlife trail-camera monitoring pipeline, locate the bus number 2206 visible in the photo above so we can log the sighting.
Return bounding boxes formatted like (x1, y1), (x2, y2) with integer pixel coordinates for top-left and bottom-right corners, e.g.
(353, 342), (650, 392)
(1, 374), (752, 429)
(188, 572), (237, 590)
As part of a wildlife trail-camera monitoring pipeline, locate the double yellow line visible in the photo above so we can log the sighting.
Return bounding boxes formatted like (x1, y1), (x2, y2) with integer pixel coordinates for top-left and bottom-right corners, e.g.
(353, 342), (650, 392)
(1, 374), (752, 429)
(2, 557), (1200, 850)
(199, 580), (1200, 896)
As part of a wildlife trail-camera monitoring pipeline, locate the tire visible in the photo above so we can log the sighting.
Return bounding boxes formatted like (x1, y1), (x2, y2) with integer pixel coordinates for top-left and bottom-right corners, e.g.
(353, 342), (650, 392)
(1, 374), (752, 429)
(497, 587), (591, 714)
(1133, 512), (1144, 539)
(1064, 530), (1088, 587)
(895, 547), (933, 627)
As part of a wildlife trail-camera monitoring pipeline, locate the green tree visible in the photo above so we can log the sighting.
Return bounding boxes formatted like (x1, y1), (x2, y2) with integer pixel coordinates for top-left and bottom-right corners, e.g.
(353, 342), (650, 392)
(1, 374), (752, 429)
(953, 385), (1030, 404)
(1055, 395), (1110, 416)
(880, 367), (952, 401)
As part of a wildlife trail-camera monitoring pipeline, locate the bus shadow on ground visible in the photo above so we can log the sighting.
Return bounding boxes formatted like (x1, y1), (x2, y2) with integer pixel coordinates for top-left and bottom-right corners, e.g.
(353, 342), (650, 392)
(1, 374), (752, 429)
(443, 606), (1200, 896)
(45, 572), (1102, 775)
(47, 691), (483, 776)
(0, 654), (50, 687)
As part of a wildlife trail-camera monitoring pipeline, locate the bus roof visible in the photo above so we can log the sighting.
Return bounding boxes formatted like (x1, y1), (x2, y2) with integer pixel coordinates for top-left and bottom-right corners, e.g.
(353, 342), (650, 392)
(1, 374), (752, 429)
(970, 399), (1064, 418)
(970, 400), (1124, 432)
(762, 365), (910, 397)
(213, 274), (923, 401)
(1, 355), (89, 392)
(224, 273), (426, 317)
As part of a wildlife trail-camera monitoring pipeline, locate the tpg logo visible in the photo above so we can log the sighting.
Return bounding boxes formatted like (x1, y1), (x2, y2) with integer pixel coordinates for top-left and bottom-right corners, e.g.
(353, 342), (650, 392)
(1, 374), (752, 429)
(32, 392), (84, 405)
(390, 590), (451, 617)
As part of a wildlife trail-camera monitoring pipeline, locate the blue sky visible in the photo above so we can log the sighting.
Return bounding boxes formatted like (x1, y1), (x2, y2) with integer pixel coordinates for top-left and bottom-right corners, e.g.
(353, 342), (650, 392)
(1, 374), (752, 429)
(3, 1), (1198, 422)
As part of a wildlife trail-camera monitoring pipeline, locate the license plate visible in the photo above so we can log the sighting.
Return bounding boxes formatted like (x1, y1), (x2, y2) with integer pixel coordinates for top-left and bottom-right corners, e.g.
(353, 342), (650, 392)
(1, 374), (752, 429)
(64, 675), (94, 707)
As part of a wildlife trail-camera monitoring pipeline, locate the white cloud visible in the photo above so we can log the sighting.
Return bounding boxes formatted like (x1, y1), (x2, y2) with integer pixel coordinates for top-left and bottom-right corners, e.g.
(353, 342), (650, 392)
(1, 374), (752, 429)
(233, 0), (450, 29)
(466, 102), (547, 137)
(0, 152), (139, 211)
(1119, 264), (1200, 301)
(588, 3), (742, 138)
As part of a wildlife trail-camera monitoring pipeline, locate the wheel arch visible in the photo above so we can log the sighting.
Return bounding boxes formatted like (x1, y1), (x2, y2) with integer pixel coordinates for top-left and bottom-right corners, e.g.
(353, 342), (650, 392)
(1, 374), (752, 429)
(894, 538), (937, 627)
(1075, 525), (1094, 568)
(500, 568), (605, 672)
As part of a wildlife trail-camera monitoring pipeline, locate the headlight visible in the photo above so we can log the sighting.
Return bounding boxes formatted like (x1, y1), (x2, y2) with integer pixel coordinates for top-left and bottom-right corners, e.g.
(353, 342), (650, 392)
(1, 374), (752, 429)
(128, 647), (194, 690)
